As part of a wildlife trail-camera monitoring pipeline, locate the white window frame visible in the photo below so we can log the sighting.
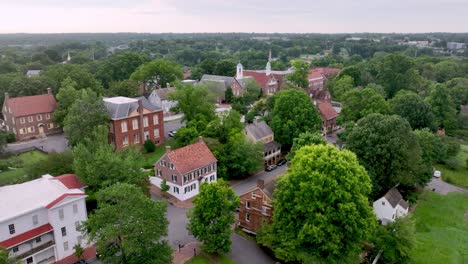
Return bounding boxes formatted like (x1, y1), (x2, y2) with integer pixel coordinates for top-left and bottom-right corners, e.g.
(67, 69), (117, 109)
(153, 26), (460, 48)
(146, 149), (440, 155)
(121, 121), (128, 133)
(73, 204), (78, 214)
(134, 133), (140, 144)
(48, 123), (54, 129)
(246, 213), (250, 222)
(36, 115), (42, 121)
(59, 209), (64, 220)
(143, 116), (149, 127)
(153, 114), (159, 125)
(132, 118), (138, 130)
(123, 135), (129, 146)
(154, 128), (160, 139)
(61, 227), (67, 237)
(63, 241), (69, 251)
(20, 117), (25, 124)
(45, 113), (51, 120)
(32, 215), (38, 225)
(28, 116), (33, 122)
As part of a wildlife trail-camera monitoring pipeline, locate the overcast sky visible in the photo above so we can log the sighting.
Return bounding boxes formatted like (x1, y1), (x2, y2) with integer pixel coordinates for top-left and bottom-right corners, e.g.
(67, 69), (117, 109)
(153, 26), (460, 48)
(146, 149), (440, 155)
(0, 0), (467, 33)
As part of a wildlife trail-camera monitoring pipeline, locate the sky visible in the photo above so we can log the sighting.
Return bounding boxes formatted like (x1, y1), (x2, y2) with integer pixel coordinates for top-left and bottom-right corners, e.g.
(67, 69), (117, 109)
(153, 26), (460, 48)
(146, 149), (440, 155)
(0, 0), (467, 33)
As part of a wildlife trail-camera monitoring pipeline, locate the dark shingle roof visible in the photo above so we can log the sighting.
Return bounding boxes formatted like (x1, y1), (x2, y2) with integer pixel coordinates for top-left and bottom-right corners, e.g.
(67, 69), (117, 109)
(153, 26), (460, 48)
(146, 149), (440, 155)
(384, 188), (408, 209)
(200, 75), (234, 88)
(245, 120), (273, 141)
(263, 179), (277, 198)
(264, 141), (281, 152)
(103, 96), (161, 119)
(153, 87), (176, 101)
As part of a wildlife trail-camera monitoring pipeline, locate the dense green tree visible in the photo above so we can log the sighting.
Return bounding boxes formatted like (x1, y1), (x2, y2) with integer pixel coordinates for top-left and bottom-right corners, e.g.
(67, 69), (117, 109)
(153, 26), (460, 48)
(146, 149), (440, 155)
(346, 114), (425, 196)
(96, 52), (150, 87)
(106, 80), (140, 97)
(73, 126), (147, 193)
(339, 88), (389, 124)
(445, 78), (468, 111)
(31, 52), (54, 65)
(204, 110), (243, 144)
(24, 151), (74, 179)
(54, 77), (81, 126)
(84, 183), (172, 264)
(130, 59), (183, 87)
(213, 59), (236, 76)
(339, 65), (361, 86)
(172, 126), (200, 149)
(427, 84), (458, 131)
(434, 60), (460, 83)
(0, 247), (19, 264)
(63, 89), (108, 147)
(287, 60), (309, 88)
(329, 75), (355, 101)
(390, 90), (435, 130)
(287, 131), (327, 160)
(371, 217), (416, 264)
(42, 64), (102, 93)
(169, 83), (216, 123)
(187, 180), (239, 254)
(198, 58), (217, 75)
(258, 145), (376, 263)
(270, 89), (322, 149)
(0, 59), (18, 74)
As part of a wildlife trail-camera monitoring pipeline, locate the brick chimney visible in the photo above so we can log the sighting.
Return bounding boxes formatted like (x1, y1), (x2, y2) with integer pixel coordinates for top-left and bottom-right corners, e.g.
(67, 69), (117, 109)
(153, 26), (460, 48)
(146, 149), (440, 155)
(47, 88), (52, 95)
(198, 136), (204, 143)
(138, 99), (143, 113)
(4, 92), (9, 101)
(257, 179), (265, 189)
(165, 145), (171, 153)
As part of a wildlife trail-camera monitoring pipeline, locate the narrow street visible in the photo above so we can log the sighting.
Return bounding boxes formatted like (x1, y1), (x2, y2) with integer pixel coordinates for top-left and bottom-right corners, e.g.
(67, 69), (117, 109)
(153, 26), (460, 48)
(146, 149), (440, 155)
(232, 165), (287, 195)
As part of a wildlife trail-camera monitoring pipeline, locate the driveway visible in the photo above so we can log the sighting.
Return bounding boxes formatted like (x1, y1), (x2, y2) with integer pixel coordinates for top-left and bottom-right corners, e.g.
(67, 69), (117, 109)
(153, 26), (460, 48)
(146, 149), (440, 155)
(232, 165), (287, 196)
(6, 134), (69, 154)
(425, 177), (468, 195)
(164, 119), (184, 139)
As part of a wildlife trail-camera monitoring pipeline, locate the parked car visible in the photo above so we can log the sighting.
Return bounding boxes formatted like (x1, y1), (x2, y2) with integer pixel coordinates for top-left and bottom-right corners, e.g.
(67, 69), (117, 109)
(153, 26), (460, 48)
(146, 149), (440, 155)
(74, 260), (88, 264)
(168, 130), (177, 137)
(276, 159), (287, 166)
(433, 170), (441, 178)
(266, 164), (277, 171)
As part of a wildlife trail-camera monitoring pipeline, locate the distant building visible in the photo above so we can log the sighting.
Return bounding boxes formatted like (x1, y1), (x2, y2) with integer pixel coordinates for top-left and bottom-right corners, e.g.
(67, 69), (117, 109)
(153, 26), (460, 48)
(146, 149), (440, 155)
(103, 96), (164, 150)
(244, 120), (281, 166)
(316, 101), (338, 135)
(447, 42), (467, 50)
(373, 188), (409, 225)
(148, 87), (177, 115)
(199, 74), (240, 103)
(2, 89), (61, 141)
(150, 137), (217, 201)
(0, 174), (95, 264)
(307, 67), (341, 90)
(238, 179), (276, 234)
(26, 70), (41, 78)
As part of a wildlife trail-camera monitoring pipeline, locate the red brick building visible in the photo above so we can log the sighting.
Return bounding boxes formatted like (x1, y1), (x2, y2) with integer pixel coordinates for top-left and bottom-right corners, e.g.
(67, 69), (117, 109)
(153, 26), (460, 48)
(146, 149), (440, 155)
(316, 101), (338, 135)
(238, 179), (276, 234)
(103, 96), (164, 150)
(2, 89), (61, 141)
(150, 137), (217, 201)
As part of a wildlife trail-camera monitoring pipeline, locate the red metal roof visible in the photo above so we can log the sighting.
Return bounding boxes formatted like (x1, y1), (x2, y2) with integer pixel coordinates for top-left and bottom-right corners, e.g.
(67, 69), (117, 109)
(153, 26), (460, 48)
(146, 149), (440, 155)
(166, 140), (217, 175)
(5, 94), (56, 117)
(46, 193), (86, 209)
(0, 224), (53, 248)
(308, 70), (324, 80)
(313, 67), (341, 77)
(317, 101), (338, 121)
(52, 174), (83, 189)
(243, 71), (272, 87)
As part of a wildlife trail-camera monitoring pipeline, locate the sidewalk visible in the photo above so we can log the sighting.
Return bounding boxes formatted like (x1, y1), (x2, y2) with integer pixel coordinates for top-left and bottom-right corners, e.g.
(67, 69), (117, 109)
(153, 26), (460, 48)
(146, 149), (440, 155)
(172, 241), (200, 264)
(150, 185), (194, 208)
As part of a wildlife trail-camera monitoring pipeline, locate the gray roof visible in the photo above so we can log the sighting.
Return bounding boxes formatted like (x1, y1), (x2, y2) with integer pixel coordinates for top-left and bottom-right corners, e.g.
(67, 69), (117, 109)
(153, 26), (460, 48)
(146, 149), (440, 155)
(263, 179), (277, 198)
(153, 87), (176, 101)
(26, 70), (41, 77)
(200, 74), (235, 87)
(264, 141), (281, 152)
(245, 120), (273, 141)
(384, 188), (408, 209)
(236, 76), (254, 89)
(103, 96), (161, 119)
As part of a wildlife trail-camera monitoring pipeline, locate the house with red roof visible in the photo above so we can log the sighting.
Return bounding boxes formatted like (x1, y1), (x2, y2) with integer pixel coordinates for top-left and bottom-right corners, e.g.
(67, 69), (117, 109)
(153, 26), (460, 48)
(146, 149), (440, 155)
(2, 89), (62, 141)
(0, 174), (95, 264)
(316, 101), (338, 135)
(150, 137), (217, 201)
(308, 67), (341, 90)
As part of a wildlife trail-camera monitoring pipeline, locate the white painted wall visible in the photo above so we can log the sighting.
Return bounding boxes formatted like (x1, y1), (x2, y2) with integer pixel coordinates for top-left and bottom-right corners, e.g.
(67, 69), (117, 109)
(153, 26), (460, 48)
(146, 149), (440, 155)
(0, 208), (48, 242)
(373, 197), (396, 224)
(150, 172), (217, 201)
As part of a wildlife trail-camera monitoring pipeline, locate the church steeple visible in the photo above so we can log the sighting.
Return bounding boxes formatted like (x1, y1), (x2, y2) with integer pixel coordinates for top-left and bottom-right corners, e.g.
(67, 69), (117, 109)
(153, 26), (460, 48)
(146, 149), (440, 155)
(236, 62), (243, 79)
(265, 50), (271, 76)
(67, 52), (71, 62)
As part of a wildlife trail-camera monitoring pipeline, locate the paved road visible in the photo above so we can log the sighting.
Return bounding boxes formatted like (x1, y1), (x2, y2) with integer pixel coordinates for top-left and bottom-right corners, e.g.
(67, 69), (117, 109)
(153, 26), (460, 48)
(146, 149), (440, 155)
(6, 134), (69, 154)
(164, 119), (184, 139)
(228, 233), (275, 264)
(425, 177), (468, 195)
(232, 165), (287, 195)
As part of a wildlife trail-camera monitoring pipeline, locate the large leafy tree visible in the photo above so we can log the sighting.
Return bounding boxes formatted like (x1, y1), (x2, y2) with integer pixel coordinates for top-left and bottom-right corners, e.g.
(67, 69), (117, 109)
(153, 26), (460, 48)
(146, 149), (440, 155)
(84, 183), (172, 264)
(54, 77), (81, 126)
(390, 90), (435, 130)
(187, 180), (239, 254)
(106, 80), (140, 97)
(258, 145), (376, 263)
(0, 248), (19, 264)
(445, 78), (468, 112)
(270, 89), (322, 149)
(413, 128), (460, 165)
(25, 151), (74, 178)
(42, 64), (102, 93)
(346, 114), (425, 196)
(73, 126), (147, 193)
(427, 84), (458, 131)
(329, 75), (354, 101)
(169, 83), (216, 123)
(287, 131), (326, 160)
(130, 59), (183, 87)
(287, 60), (309, 88)
(63, 89), (109, 147)
(339, 87), (389, 124)
(96, 52), (150, 88)
(213, 59), (236, 76)
(434, 60), (460, 83)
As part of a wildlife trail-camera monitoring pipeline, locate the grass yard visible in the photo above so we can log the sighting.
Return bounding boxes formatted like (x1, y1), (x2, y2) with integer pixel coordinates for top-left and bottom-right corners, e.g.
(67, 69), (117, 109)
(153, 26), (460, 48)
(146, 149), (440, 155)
(435, 144), (468, 188)
(411, 191), (468, 263)
(0, 150), (47, 186)
(141, 139), (174, 168)
(186, 253), (236, 264)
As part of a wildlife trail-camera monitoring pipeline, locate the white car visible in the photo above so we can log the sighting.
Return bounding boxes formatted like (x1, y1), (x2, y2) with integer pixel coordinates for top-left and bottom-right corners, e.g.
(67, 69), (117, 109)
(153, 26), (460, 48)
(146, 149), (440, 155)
(168, 130), (177, 137)
(433, 170), (441, 178)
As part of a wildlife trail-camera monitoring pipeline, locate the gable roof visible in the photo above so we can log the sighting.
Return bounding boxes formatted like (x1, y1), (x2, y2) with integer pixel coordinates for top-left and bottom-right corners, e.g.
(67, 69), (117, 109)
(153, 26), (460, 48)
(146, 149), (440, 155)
(243, 71), (276, 88)
(317, 101), (338, 121)
(200, 75), (234, 88)
(103, 96), (161, 119)
(166, 139), (217, 175)
(235, 76), (254, 89)
(262, 179), (277, 198)
(245, 120), (273, 140)
(52, 174), (84, 189)
(5, 94), (56, 117)
(384, 188), (408, 209)
(152, 87), (176, 101)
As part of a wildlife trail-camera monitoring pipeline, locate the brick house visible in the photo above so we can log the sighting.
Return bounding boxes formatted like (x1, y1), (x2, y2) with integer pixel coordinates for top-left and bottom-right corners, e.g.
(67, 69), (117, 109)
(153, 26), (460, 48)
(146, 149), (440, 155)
(238, 179), (276, 234)
(244, 120), (281, 166)
(150, 137), (217, 201)
(103, 96), (164, 150)
(2, 89), (61, 141)
(316, 101), (338, 135)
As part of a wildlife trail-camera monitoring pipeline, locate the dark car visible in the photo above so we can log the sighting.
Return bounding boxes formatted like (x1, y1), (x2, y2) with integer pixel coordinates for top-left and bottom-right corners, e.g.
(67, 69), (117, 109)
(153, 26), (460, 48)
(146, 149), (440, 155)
(266, 164), (277, 171)
(74, 260), (88, 264)
(276, 159), (287, 166)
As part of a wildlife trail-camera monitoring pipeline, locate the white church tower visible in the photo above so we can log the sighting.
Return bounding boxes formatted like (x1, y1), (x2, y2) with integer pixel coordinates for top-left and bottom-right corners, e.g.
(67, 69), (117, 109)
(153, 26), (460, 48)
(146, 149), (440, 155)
(236, 62), (243, 79)
(265, 50), (272, 76)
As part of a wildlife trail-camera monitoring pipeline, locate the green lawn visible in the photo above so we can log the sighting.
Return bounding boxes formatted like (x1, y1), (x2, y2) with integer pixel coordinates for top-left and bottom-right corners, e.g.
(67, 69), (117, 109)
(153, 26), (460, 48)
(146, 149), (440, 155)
(186, 253), (236, 264)
(0, 150), (47, 186)
(140, 139), (174, 168)
(435, 144), (468, 188)
(411, 191), (468, 264)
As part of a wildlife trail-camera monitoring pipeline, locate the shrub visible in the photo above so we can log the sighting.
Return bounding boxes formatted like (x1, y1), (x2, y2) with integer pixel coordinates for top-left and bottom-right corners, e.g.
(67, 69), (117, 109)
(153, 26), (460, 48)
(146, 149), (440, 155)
(6, 133), (16, 143)
(143, 139), (156, 153)
(0, 160), (9, 171)
(444, 157), (460, 170)
(7, 156), (24, 168)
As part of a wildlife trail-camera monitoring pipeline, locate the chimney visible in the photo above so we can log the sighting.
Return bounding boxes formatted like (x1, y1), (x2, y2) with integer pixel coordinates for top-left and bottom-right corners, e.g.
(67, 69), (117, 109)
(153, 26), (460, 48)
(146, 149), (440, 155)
(165, 145), (171, 153)
(257, 179), (265, 189)
(198, 136), (204, 143)
(138, 99), (143, 113)
(47, 88), (52, 95)
(4, 92), (9, 101)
